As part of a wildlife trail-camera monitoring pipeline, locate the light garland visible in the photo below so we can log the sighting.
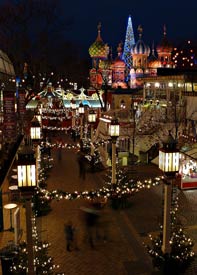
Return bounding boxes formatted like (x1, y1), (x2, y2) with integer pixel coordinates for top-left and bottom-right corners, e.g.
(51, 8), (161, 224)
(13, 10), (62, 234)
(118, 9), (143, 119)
(37, 175), (163, 201)
(37, 139), (163, 201)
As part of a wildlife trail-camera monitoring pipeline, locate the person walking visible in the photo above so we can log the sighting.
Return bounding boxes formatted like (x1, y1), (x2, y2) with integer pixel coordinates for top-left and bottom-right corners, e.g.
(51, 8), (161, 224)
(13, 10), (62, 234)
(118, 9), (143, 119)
(64, 221), (75, 252)
(77, 153), (86, 180)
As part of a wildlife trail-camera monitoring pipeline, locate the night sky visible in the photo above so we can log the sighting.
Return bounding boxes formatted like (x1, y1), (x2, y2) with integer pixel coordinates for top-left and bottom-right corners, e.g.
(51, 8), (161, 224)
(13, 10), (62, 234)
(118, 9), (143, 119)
(61, 0), (197, 57)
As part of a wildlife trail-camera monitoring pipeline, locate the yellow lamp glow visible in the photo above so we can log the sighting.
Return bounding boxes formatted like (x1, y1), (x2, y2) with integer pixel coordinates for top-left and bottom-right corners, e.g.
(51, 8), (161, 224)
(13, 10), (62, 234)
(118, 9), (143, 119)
(17, 143), (37, 190)
(78, 102), (84, 114)
(30, 117), (41, 140)
(88, 110), (96, 123)
(159, 131), (180, 177)
(109, 117), (120, 138)
(17, 164), (36, 188)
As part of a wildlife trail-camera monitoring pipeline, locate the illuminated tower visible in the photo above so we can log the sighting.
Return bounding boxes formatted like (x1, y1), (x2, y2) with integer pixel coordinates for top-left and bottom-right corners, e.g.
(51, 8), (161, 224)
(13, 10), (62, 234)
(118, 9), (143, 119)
(156, 25), (173, 67)
(88, 23), (110, 89)
(122, 15), (135, 80)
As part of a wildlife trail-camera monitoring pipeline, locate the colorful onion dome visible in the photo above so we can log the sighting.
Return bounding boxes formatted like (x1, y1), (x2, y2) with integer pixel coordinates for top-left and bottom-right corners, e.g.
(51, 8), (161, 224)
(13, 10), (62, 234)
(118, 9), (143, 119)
(113, 42), (125, 68)
(131, 25), (150, 55)
(89, 22), (109, 59)
(99, 59), (112, 69)
(156, 25), (173, 53)
(148, 41), (160, 67)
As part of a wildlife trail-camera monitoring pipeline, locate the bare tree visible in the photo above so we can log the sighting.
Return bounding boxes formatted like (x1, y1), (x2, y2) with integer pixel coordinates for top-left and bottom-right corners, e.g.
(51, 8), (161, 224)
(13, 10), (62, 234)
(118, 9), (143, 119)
(0, 0), (75, 76)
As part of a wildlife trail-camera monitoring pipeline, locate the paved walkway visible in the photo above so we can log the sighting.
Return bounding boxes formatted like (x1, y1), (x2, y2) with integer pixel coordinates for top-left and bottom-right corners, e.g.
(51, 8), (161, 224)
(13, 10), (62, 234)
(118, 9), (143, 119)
(1, 132), (197, 274)
(36, 134), (155, 275)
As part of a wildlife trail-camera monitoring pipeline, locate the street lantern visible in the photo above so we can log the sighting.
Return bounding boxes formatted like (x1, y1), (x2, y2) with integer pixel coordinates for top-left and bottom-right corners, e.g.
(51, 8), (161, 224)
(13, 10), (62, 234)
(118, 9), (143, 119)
(109, 117), (119, 184)
(35, 106), (42, 124)
(30, 116), (41, 140)
(35, 113), (42, 124)
(78, 102), (84, 114)
(159, 131), (180, 255)
(159, 131), (179, 177)
(78, 102), (84, 140)
(17, 143), (37, 190)
(71, 98), (76, 110)
(71, 99), (76, 128)
(17, 141), (37, 275)
(88, 109), (96, 123)
(88, 110), (97, 155)
(109, 117), (120, 138)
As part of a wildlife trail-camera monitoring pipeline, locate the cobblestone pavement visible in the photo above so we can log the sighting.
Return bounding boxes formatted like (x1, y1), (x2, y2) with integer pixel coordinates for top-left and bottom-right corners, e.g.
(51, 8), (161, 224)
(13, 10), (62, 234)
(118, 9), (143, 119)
(1, 133), (197, 274)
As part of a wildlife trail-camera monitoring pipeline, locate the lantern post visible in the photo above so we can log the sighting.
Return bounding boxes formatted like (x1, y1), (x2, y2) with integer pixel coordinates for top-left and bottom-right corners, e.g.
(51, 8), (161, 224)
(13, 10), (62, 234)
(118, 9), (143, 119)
(109, 117), (120, 184)
(71, 98), (76, 128)
(30, 116), (41, 142)
(17, 140), (37, 275)
(159, 131), (180, 254)
(88, 109), (97, 156)
(78, 102), (84, 140)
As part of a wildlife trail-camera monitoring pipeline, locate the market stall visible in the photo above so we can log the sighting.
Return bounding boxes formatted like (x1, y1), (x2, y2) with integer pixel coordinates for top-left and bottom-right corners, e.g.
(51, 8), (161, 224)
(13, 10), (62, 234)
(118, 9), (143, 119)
(178, 150), (197, 189)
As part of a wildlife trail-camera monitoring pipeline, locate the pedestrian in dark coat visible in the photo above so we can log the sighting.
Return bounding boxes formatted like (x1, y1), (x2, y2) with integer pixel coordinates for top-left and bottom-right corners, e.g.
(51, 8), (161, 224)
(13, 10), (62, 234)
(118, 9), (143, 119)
(64, 221), (75, 251)
(77, 153), (86, 180)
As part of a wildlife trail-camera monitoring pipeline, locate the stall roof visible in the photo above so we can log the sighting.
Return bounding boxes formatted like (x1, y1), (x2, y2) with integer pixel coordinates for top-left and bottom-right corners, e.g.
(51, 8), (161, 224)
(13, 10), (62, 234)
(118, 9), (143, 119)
(181, 148), (197, 160)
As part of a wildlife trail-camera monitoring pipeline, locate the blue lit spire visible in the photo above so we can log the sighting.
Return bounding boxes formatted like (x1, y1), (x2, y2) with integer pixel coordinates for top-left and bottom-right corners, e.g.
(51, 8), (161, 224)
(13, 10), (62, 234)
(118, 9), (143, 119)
(122, 15), (135, 81)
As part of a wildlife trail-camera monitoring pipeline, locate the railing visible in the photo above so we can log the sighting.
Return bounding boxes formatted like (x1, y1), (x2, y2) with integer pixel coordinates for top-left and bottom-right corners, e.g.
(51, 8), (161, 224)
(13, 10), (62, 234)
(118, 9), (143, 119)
(182, 91), (197, 96)
(0, 134), (24, 187)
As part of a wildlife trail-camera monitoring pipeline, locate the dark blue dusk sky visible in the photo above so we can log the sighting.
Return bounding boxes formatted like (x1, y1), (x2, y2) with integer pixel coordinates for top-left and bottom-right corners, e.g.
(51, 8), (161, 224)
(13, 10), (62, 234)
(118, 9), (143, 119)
(0, 0), (196, 59)
(62, 0), (197, 57)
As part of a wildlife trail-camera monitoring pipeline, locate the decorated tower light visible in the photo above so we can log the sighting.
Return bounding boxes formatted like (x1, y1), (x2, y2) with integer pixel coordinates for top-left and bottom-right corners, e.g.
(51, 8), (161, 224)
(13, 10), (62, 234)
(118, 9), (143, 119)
(122, 15), (135, 81)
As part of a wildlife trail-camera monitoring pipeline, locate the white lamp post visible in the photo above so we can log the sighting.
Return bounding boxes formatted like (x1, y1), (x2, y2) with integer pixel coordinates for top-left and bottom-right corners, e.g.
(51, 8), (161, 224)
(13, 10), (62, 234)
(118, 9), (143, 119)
(17, 141), (37, 275)
(35, 110), (42, 125)
(88, 109), (97, 156)
(131, 100), (138, 157)
(109, 117), (119, 184)
(79, 102), (84, 140)
(30, 116), (41, 141)
(71, 98), (76, 128)
(159, 131), (179, 254)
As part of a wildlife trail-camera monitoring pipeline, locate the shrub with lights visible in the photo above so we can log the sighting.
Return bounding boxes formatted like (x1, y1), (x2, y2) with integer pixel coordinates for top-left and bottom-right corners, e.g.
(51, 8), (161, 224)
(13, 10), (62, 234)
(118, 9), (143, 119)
(32, 188), (52, 217)
(144, 194), (195, 274)
(104, 166), (139, 209)
(32, 143), (53, 216)
(10, 218), (64, 275)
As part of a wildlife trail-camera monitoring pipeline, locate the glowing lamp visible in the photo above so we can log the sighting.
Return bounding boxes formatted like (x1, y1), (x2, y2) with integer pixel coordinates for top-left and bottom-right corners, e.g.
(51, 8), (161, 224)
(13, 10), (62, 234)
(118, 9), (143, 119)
(88, 109), (96, 123)
(159, 131), (179, 177)
(35, 114), (42, 125)
(109, 117), (119, 138)
(17, 144), (37, 190)
(71, 98), (76, 110)
(35, 111), (42, 124)
(78, 102), (84, 114)
(30, 117), (41, 140)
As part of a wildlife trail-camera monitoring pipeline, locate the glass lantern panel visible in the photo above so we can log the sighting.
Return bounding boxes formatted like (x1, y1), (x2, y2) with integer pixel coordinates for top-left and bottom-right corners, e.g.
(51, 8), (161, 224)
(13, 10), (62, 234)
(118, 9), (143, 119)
(109, 125), (119, 137)
(17, 164), (36, 187)
(159, 151), (179, 172)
